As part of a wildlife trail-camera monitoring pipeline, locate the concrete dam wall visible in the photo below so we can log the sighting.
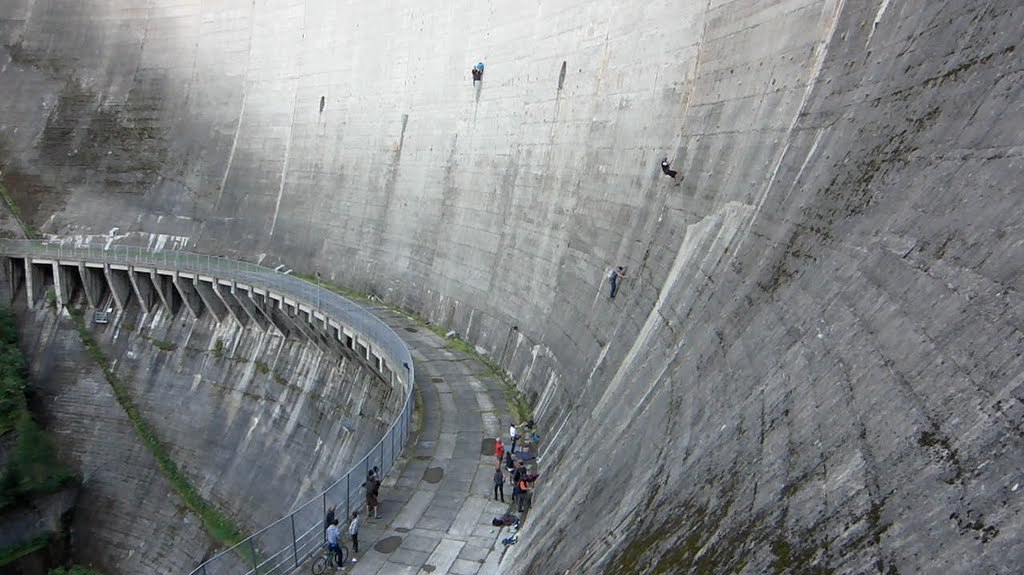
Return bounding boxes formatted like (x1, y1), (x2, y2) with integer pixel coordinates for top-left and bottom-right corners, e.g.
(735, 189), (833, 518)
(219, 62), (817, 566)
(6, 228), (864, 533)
(2, 250), (409, 573)
(1, 0), (1022, 573)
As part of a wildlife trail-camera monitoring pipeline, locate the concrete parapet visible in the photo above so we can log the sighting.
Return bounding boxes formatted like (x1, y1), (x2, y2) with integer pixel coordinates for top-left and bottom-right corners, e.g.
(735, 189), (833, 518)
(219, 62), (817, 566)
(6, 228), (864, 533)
(25, 261), (47, 308)
(172, 272), (204, 319)
(230, 282), (270, 331)
(212, 280), (248, 326)
(104, 266), (133, 311)
(192, 276), (226, 322)
(148, 270), (179, 315)
(78, 264), (107, 309)
(128, 269), (156, 312)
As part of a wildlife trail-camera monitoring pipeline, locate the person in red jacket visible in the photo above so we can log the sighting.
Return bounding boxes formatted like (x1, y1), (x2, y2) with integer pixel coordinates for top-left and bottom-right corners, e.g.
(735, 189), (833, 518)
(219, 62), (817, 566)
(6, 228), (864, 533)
(495, 437), (505, 463)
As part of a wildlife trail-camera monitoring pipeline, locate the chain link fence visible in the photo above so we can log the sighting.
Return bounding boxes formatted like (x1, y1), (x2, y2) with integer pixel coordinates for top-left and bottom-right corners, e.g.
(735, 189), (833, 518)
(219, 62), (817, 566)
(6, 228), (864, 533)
(0, 239), (414, 575)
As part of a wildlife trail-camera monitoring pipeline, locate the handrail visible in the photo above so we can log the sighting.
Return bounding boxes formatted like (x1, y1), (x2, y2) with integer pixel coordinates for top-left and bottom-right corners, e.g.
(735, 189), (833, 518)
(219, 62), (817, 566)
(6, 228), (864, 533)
(0, 238), (415, 575)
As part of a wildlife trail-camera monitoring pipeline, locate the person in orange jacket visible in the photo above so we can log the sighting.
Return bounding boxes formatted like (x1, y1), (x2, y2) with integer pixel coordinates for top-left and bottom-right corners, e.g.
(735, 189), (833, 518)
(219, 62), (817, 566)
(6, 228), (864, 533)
(495, 437), (505, 463)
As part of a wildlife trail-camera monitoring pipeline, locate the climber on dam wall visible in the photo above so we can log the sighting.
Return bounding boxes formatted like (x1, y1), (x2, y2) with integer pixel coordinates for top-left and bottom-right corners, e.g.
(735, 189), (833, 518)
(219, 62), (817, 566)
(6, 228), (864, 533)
(471, 62), (485, 84)
(609, 266), (627, 299)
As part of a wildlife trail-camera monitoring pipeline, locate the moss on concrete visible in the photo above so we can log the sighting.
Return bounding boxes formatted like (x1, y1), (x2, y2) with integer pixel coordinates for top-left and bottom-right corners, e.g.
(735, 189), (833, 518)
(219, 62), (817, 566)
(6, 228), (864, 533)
(67, 307), (249, 556)
(0, 533), (50, 567)
(0, 307), (79, 510)
(0, 181), (38, 239)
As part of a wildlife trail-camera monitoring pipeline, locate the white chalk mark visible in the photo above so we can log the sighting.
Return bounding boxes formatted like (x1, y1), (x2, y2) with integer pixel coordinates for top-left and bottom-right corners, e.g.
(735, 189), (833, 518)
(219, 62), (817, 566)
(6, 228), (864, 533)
(733, 0), (847, 257)
(866, 0), (892, 48)
(216, 2), (256, 209)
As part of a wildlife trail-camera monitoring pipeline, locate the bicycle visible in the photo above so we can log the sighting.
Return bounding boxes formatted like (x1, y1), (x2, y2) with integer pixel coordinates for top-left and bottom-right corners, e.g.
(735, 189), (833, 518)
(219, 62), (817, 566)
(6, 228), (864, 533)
(311, 543), (347, 573)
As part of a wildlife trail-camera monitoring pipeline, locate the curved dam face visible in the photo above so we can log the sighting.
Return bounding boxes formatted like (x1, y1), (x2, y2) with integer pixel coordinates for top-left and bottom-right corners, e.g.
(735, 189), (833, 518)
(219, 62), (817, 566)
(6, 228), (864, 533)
(1, 1), (1023, 573)
(3, 256), (406, 573)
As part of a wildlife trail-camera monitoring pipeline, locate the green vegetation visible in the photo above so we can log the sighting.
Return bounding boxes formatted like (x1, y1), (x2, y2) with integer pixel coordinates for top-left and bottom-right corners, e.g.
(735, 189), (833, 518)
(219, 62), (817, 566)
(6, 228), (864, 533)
(0, 307), (79, 511)
(49, 566), (109, 575)
(212, 338), (224, 358)
(0, 181), (38, 239)
(120, 319), (135, 332)
(253, 361), (270, 375)
(68, 307), (247, 553)
(149, 338), (177, 352)
(45, 288), (57, 309)
(0, 533), (50, 567)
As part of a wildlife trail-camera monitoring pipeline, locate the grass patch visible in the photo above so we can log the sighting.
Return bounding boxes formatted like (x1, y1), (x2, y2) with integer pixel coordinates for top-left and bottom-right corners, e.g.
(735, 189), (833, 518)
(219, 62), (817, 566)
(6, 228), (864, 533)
(212, 338), (224, 358)
(292, 273), (371, 304)
(253, 361), (270, 375)
(0, 181), (38, 239)
(49, 566), (110, 575)
(120, 320), (135, 332)
(68, 307), (249, 556)
(0, 533), (50, 567)
(150, 338), (177, 352)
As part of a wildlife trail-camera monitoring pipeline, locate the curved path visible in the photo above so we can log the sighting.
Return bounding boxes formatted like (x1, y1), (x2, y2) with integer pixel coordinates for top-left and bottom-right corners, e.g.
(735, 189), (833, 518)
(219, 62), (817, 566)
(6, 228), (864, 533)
(344, 305), (514, 575)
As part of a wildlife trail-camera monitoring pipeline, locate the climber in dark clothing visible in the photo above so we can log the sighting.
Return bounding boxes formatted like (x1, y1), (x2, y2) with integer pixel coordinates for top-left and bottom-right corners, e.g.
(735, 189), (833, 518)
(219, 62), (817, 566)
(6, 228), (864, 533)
(661, 158), (678, 178)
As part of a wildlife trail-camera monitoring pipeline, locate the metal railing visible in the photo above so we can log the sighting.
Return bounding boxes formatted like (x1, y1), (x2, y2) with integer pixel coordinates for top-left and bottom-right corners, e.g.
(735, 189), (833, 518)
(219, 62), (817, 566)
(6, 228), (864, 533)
(0, 239), (415, 575)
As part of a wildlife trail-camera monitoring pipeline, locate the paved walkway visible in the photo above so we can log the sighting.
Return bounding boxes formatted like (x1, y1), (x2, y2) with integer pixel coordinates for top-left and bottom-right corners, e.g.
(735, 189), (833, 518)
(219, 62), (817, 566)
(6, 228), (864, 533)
(341, 306), (514, 575)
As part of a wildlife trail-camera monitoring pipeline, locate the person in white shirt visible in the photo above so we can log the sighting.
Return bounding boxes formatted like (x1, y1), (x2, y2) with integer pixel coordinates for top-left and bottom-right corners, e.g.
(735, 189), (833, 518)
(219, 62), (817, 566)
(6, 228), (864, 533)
(348, 511), (361, 562)
(510, 423), (519, 453)
(325, 519), (343, 568)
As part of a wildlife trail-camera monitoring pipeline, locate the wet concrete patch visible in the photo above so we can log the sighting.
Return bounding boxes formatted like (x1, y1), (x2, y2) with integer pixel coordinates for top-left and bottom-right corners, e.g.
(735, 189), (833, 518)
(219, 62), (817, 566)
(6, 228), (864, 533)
(482, 437), (496, 455)
(423, 467), (444, 483)
(374, 535), (402, 553)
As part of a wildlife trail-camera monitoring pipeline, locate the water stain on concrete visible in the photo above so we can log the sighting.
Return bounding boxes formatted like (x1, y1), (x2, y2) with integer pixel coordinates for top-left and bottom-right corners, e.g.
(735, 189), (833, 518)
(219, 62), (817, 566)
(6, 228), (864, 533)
(374, 535), (402, 553)
(482, 437), (496, 455)
(423, 467), (444, 483)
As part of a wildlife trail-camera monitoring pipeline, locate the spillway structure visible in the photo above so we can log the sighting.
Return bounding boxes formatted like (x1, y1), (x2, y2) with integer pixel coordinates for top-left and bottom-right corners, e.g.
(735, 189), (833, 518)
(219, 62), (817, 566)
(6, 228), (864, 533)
(1, 0), (1023, 573)
(0, 239), (414, 574)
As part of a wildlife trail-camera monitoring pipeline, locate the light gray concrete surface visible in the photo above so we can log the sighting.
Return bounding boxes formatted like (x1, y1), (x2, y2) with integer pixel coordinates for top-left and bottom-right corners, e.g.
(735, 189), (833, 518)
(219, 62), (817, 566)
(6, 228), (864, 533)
(329, 307), (514, 575)
(1, 0), (1023, 573)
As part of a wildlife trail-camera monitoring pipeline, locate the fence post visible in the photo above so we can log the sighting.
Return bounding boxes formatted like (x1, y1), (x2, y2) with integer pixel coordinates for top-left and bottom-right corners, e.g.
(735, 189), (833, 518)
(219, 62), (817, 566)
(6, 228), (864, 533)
(322, 492), (327, 543)
(291, 514), (299, 567)
(249, 540), (259, 575)
(346, 474), (350, 520)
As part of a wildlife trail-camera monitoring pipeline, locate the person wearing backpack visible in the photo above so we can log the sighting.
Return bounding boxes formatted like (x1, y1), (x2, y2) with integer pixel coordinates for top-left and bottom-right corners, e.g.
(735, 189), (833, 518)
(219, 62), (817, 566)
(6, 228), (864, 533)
(516, 477), (532, 512)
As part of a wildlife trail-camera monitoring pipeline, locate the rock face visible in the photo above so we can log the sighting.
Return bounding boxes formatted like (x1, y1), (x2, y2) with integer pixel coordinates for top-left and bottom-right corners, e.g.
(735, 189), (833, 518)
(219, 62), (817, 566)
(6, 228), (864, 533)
(1, 0), (1023, 573)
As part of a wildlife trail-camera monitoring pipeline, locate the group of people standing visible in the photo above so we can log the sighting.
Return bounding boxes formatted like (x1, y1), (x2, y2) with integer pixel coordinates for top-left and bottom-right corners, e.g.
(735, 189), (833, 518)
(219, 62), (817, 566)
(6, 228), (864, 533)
(324, 506), (360, 567)
(493, 421), (539, 513)
(322, 466), (381, 568)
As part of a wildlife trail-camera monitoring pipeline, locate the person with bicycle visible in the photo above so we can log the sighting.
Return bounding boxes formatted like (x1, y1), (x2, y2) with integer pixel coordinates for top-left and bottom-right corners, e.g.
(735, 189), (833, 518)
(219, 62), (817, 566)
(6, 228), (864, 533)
(325, 519), (344, 568)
